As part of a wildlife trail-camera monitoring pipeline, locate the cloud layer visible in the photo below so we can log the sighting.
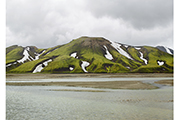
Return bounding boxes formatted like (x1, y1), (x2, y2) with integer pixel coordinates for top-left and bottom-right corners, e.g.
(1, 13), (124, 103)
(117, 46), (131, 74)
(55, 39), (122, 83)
(86, 0), (173, 29)
(6, 0), (173, 48)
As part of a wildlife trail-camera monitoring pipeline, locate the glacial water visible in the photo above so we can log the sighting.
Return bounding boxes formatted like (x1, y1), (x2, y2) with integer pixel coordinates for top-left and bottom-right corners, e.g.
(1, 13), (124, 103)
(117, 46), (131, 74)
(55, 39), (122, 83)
(6, 77), (173, 120)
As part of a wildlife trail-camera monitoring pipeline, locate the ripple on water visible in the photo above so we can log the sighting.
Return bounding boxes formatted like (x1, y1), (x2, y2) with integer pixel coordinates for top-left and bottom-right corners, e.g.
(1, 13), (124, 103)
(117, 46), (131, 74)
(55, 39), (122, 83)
(6, 85), (173, 120)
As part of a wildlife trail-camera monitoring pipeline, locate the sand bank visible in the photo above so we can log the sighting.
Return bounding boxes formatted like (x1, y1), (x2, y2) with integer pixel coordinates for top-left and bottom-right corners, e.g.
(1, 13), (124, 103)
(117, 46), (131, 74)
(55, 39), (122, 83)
(155, 79), (173, 86)
(6, 73), (173, 89)
(6, 80), (159, 89)
(6, 73), (173, 81)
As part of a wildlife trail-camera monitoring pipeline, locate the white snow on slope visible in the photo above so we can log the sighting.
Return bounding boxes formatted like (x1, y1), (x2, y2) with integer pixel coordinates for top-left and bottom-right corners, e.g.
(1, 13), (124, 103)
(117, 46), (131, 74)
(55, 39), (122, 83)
(110, 41), (133, 60)
(135, 47), (141, 50)
(6, 63), (12, 67)
(70, 52), (77, 58)
(43, 59), (52, 66)
(81, 61), (90, 73)
(26, 47), (30, 51)
(35, 50), (46, 60)
(45, 51), (51, 55)
(69, 67), (74, 71)
(33, 64), (44, 73)
(126, 66), (130, 69)
(17, 48), (34, 63)
(164, 46), (172, 55)
(139, 52), (148, 64)
(7, 49), (46, 67)
(6, 62), (18, 67)
(33, 59), (52, 73)
(103, 45), (113, 60)
(124, 45), (128, 48)
(157, 61), (164, 66)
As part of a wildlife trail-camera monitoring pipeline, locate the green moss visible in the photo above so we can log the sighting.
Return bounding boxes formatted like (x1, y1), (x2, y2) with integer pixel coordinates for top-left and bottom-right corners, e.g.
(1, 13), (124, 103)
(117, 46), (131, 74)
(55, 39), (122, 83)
(132, 65), (173, 73)
(9, 58), (50, 73)
(43, 55), (83, 73)
(6, 46), (24, 64)
(109, 49), (142, 69)
(35, 48), (45, 54)
(144, 46), (173, 66)
(6, 37), (173, 73)
(6, 45), (19, 54)
(128, 47), (143, 63)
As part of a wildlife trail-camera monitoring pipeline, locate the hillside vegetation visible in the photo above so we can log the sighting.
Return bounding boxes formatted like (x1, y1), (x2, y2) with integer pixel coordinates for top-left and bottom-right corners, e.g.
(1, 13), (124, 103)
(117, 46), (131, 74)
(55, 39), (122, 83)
(6, 36), (173, 73)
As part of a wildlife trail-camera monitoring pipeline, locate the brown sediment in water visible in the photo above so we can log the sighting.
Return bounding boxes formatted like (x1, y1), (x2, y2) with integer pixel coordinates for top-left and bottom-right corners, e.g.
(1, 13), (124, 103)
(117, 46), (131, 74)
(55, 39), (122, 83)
(154, 80), (173, 86)
(6, 73), (173, 89)
(47, 89), (106, 92)
(6, 81), (158, 89)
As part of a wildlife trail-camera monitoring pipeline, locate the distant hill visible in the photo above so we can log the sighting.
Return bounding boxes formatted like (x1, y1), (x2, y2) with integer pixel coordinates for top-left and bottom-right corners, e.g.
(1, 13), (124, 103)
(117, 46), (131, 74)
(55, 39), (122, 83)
(6, 36), (173, 73)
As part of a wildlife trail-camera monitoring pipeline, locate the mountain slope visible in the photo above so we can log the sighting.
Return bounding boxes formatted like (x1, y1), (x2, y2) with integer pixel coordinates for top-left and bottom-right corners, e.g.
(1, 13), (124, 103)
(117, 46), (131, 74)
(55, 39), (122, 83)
(156, 46), (173, 55)
(6, 36), (173, 73)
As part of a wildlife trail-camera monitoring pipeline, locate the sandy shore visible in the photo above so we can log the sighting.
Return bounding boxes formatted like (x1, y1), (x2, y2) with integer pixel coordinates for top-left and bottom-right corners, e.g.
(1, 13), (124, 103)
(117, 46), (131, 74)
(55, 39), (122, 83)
(47, 89), (107, 92)
(6, 73), (173, 81)
(6, 73), (173, 90)
(6, 80), (166, 89)
(154, 79), (173, 86)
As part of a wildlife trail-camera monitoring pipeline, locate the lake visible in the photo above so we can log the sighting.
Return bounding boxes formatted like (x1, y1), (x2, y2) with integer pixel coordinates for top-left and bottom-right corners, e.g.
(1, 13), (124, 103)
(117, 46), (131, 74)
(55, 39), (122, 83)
(6, 77), (173, 120)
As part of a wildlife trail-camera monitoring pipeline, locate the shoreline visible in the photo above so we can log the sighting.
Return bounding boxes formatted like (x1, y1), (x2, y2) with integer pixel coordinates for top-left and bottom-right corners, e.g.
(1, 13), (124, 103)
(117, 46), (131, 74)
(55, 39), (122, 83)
(6, 80), (173, 89)
(6, 73), (173, 80)
(6, 73), (173, 90)
(6, 80), (159, 89)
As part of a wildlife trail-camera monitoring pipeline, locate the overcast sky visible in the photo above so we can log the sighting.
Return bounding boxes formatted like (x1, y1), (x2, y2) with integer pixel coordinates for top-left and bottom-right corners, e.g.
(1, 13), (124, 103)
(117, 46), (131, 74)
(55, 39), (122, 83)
(6, 0), (173, 49)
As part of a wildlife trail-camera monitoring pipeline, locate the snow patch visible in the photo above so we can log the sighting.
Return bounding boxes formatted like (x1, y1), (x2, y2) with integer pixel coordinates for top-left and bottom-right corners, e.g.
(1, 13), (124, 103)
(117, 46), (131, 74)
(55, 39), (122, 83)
(139, 52), (148, 64)
(164, 46), (172, 55)
(69, 67), (74, 71)
(110, 41), (133, 60)
(45, 51), (51, 55)
(126, 66), (130, 69)
(17, 48), (34, 63)
(103, 45), (113, 60)
(35, 50), (46, 60)
(135, 47), (141, 50)
(6, 64), (12, 67)
(43, 59), (52, 66)
(33, 64), (44, 73)
(157, 61), (164, 66)
(81, 61), (90, 73)
(26, 47), (30, 51)
(70, 52), (77, 58)
(124, 45), (128, 48)
(35, 55), (39, 60)
(7, 48), (48, 68)
(6, 62), (18, 67)
(33, 59), (52, 73)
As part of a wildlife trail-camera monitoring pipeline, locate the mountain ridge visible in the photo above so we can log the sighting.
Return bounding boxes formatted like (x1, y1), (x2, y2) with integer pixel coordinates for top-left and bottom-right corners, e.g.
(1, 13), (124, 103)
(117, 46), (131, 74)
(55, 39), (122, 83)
(6, 36), (173, 73)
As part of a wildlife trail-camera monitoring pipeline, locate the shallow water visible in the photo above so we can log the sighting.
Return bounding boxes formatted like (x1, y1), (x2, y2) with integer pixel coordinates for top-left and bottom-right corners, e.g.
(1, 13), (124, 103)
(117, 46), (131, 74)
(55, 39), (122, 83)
(6, 77), (173, 82)
(6, 78), (173, 120)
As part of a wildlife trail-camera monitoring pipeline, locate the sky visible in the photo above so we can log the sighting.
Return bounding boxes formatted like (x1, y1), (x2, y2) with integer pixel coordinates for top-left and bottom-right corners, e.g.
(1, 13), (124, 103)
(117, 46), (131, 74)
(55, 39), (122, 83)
(6, 0), (173, 49)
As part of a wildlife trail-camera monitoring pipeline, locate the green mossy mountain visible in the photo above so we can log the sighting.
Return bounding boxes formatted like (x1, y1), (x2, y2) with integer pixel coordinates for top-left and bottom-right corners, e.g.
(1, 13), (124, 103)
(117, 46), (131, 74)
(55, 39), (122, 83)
(6, 36), (173, 73)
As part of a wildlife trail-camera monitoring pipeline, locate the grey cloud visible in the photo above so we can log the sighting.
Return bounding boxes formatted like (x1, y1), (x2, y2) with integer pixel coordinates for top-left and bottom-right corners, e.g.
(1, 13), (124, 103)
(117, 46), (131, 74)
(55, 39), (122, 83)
(86, 0), (173, 29)
(6, 0), (173, 49)
(6, 0), (86, 48)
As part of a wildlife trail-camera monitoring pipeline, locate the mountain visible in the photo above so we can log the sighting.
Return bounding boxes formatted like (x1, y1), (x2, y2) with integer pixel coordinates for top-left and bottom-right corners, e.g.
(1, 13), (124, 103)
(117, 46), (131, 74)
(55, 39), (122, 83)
(6, 36), (173, 73)
(156, 46), (173, 55)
